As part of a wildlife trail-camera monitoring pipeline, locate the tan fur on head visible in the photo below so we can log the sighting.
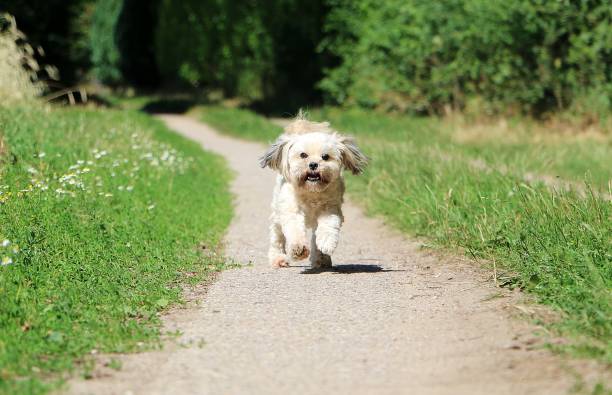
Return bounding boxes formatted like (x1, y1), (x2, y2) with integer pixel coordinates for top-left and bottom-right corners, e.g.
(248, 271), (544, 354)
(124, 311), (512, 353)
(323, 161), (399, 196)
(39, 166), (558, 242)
(283, 110), (334, 135)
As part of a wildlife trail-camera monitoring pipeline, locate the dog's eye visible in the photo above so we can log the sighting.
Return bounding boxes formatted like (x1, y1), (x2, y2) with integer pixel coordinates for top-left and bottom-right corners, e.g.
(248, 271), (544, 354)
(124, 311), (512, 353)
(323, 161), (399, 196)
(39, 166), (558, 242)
(300, 152), (308, 159)
(321, 154), (330, 161)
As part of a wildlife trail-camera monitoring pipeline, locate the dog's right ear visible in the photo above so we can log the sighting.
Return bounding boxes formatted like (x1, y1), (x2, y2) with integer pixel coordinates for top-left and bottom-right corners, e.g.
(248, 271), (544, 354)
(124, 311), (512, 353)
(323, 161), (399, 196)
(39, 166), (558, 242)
(259, 135), (290, 171)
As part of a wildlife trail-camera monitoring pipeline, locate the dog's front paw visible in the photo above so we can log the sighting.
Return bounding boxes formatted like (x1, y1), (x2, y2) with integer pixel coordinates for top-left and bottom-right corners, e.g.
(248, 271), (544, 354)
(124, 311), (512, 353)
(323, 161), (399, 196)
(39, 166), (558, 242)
(288, 244), (309, 261)
(316, 233), (338, 256)
(271, 255), (290, 268)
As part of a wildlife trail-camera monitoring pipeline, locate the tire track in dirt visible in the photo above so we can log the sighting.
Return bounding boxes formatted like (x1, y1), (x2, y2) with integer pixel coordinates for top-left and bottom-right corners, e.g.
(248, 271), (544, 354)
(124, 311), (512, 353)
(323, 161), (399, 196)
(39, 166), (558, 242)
(67, 115), (602, 395)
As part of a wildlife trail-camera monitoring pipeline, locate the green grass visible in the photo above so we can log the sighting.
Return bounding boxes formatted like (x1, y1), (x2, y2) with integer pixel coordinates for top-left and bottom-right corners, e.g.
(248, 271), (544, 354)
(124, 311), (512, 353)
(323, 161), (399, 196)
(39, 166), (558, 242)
(195, 105), (611, 189)
(0, 105), (232, 394)
(312, 108), (612, 190)
(193, 105), (611, 363)
(196, 106), (283, 143)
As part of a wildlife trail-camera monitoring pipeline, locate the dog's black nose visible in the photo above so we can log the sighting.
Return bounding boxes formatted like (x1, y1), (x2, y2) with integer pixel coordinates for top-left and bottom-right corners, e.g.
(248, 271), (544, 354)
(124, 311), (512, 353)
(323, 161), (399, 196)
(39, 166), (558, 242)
(309, 162), (318, 170)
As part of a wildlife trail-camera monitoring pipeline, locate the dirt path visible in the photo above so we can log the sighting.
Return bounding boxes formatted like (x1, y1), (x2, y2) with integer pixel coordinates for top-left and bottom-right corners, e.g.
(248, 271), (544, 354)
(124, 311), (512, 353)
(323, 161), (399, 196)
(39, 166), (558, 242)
(68, 115), (590, 395)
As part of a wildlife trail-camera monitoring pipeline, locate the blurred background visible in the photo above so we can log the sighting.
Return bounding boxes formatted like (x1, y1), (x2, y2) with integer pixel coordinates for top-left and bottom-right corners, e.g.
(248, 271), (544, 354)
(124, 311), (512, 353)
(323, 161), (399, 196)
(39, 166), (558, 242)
(2, 0), (611, 121)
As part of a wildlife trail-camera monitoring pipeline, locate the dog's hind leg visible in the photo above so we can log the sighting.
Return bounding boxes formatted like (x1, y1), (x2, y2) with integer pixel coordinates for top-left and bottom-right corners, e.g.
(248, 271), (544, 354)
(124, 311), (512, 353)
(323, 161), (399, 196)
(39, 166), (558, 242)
(269, 222), (289, 268)
(310, 229), (332, 269)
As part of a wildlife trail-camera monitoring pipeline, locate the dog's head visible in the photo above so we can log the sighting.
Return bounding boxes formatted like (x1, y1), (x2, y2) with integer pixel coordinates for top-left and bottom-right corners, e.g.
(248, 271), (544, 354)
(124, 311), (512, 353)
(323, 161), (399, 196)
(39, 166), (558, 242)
(260, 118), (367, 193)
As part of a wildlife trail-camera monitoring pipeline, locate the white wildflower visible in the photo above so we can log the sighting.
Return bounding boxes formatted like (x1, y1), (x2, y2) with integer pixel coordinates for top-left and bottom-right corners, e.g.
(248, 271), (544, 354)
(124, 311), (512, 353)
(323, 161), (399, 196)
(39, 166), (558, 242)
(1, 256), (12, 266)
(38, 152), (46, 158)
(1, 239), (10, 247)
(147, 204), (155, 210)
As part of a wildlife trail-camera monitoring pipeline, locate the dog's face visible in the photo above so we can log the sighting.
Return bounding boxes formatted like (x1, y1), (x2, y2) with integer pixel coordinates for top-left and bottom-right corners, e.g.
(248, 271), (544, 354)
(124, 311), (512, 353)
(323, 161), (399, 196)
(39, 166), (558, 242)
(288, 132), (343, 192)
(260, 131), (367, 193)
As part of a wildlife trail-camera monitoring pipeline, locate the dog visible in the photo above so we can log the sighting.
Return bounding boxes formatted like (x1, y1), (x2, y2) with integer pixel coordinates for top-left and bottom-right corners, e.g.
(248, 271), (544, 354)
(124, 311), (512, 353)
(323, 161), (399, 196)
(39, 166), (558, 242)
(259, 113), (368, 268)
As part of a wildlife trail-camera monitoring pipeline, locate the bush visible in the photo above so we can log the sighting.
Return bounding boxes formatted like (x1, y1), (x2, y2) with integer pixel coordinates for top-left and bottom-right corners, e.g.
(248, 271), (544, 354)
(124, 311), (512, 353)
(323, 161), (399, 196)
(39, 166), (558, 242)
(155, 0), (327, 104)
(89, 0), (122, 84)
(320, 0), (612, 116)
(155, 0), (273, 99)
(89, 0), (158, 86)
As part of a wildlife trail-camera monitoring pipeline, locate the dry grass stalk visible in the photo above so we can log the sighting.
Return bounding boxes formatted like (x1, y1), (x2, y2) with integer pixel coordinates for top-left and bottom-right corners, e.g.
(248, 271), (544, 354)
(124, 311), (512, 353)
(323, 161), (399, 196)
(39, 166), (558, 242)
(0, 13), (45, 105)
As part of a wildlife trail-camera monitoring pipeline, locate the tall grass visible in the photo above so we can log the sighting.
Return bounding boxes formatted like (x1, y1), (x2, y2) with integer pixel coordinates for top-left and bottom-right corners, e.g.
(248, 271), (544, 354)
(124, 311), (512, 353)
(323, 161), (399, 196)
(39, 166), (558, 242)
(0, 14), (44, 105)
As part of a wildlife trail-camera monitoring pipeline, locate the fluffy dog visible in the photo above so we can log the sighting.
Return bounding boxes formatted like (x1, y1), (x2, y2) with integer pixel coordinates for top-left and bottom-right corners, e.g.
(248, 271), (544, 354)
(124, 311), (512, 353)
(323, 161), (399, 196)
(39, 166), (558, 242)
(259, 114), (368, 268)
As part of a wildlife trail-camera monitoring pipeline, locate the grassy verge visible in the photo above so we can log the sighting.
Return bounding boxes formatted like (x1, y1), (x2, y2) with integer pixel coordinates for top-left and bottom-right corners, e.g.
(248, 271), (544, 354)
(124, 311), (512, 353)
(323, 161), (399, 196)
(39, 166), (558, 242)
(313, 108), (612, 190)
(193, 105), (611, 363)
(195, 105), (282, 142)
(0, 105), (232, 394)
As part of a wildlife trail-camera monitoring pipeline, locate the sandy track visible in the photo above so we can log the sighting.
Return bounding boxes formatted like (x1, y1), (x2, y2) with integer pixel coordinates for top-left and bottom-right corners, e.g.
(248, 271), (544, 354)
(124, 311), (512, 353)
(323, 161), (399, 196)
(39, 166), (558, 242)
(68, 115), (586, 395)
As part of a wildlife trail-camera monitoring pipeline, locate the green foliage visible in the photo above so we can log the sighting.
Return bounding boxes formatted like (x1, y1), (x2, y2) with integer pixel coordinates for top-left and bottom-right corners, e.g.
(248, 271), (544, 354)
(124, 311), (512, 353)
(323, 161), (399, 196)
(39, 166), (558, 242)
(155, 0), (271, 98)
(155, 0), (327, 104)
(0, 106), (231, 393)
(195, 105), (612, 362)
(89, 0), (158, 86)
(320, 0), (612, 116)
(89, 0), (122, 84)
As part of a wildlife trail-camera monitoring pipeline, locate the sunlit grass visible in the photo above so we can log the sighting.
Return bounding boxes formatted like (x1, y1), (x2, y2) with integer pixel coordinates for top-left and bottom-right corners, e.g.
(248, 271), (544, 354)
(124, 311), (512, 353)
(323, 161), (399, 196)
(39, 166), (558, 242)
(0, 105), (232, 394)
(195, 105), (283, 143)
(313, 107), (612, 190)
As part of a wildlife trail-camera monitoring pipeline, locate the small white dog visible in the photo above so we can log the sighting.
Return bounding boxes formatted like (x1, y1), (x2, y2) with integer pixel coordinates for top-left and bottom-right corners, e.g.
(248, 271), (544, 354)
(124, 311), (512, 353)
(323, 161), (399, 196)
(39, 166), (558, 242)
(259, 114), (368, 268)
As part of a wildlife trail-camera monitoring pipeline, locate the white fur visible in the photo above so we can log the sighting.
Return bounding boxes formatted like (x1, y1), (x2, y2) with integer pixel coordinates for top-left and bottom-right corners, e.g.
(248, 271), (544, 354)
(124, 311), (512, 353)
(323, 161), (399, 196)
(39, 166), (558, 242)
(260, 115), (367, 268)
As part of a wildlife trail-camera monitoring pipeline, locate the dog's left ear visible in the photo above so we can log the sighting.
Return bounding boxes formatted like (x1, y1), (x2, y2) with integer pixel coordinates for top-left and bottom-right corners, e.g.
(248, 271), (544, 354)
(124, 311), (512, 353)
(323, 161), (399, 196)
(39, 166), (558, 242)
(260, 135), (291, 171)
(338, 135), (368, 175)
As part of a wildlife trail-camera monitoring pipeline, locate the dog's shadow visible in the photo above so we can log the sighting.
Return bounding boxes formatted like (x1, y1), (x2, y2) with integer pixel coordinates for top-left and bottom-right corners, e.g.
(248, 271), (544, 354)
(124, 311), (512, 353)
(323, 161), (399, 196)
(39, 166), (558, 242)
(300, 264), (404, 274)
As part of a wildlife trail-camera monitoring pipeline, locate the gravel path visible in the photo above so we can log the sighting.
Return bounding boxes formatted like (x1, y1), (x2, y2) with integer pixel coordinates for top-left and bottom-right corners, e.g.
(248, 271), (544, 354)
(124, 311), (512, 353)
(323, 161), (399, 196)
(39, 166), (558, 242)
(68, 115), (588, 395)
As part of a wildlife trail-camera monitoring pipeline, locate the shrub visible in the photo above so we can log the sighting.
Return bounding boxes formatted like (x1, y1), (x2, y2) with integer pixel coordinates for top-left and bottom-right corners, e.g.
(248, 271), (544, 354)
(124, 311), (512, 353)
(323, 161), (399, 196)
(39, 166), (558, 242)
(155, 0), (327, 104)
(320, 0), (612, 116)
(89, 0), (158, 86)
(89, 0), (122, 84)
(154, 0), (273, 99)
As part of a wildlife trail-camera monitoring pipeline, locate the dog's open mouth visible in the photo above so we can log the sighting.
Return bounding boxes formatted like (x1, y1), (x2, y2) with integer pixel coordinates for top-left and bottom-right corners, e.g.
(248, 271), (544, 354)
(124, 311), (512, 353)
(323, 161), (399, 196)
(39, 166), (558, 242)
(305, 171), (322, 182)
